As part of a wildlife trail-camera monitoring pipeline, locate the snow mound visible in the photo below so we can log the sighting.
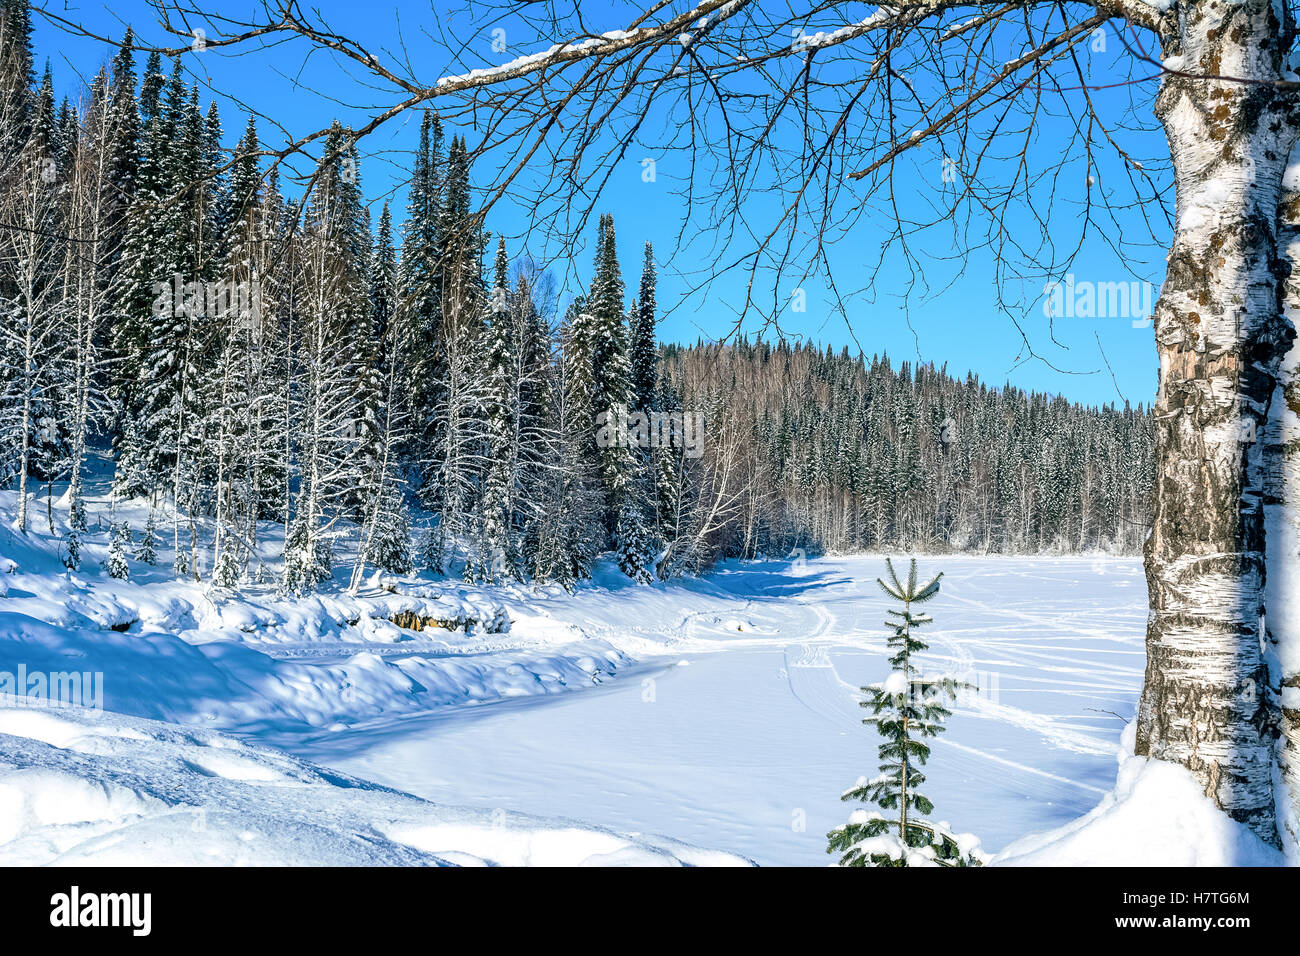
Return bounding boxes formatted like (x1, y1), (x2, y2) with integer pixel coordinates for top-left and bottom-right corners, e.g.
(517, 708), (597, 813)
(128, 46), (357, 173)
(994, 724), (1284, 866)
(0, 702), (752, 867)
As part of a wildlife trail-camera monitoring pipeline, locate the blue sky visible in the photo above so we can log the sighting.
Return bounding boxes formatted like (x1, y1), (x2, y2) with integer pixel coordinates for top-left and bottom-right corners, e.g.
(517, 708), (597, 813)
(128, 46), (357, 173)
(35, 1), (1170, 408)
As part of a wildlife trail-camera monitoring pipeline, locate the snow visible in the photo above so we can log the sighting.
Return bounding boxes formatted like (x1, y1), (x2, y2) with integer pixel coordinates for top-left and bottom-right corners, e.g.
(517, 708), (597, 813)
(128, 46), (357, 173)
(289, 554), (1159, 865)
(880, 670), (909, 695)
(0, 463), (1284, 866)
(0, 701), (748, 866)
(797, 8), (895, 50)
(1286, 141), (1300, 197)
(434, 2), (744, 86)
(995, 724), (1283, 866)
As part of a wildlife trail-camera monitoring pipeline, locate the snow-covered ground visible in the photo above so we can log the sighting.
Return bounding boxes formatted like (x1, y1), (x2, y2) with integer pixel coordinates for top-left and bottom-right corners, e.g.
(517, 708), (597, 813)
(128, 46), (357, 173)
(0, 703), (746, 865)
(0, 464), (1283, 865)
(284, 554), (1158, 865)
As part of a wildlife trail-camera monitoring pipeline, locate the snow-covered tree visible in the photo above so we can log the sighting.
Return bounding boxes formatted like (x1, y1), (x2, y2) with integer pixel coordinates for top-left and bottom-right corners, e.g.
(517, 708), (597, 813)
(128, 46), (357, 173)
(0, 60), (73, 535)
(349, 201), (414, 589)
(283, 121), (370, 593)
(104, 520), (131, 580)
(420, 135), (489, 576)
(629, 242), (657, 414)
(480, 237), (516, 580)
(136, 511), (158, 566)
(397, 110), (444, 466)
(828, 558), (982, 867)
(528, 299), (601, 586)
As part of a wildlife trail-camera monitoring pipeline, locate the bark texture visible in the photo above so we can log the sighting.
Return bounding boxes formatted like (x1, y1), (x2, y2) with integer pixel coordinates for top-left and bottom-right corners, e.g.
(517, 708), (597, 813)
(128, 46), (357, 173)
(1267, 158), (1300, 857)
(1136, 0), (1298, 847)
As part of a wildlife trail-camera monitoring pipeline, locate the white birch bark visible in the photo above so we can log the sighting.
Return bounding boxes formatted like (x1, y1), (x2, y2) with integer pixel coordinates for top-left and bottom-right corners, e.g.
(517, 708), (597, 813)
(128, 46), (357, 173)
(1266, 150), (1300, 857)
(1135, 0), (1299, 847)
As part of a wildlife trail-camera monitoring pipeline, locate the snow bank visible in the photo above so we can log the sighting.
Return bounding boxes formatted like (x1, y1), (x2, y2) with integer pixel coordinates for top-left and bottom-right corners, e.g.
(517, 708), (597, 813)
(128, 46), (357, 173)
(0, 606), (630, 734)
(994, 724), (1284, 866)
(0, 701), (752, 866)
(0, 507), (630, 735)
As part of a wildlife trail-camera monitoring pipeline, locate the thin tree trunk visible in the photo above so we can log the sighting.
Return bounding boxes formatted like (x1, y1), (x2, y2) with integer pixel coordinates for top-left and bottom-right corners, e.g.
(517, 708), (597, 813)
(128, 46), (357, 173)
(1135, 0), (1298, 847)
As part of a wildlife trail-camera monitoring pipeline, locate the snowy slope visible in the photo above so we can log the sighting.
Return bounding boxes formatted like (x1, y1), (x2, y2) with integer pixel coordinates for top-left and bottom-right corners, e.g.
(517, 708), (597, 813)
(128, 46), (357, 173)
(0, 485), (634, 734)
(0, 701), (750, 866)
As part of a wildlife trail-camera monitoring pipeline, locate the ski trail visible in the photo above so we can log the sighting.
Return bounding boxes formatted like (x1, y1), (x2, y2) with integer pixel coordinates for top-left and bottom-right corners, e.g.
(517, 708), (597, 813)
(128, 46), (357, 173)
(930, 737), (1107, 795)
(781, 641), (1108, 797)
(783, 644), (863, 729)
(779, 575), (1115, 794)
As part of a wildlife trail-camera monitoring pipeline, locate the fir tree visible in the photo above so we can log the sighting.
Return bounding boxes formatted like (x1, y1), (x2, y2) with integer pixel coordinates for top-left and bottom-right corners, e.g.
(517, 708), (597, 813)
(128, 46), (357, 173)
(422, 134), (487, 572)
(529, 300), (601, 586)
(0, 0), (35, 163)
(212, 544), (240, 588)
(398, 110), (444, 462)
(630, 241), (658, 412)
(585, 216), (656, 580)
(63, 528), (80, 570)
(827, 558), (983, 867)
(104, 520), (131, 580)
(136, 512), (158, 565)
(481, 236), (516, 579)
(283, 515), (329, 595)
(369, 492), (413, 575)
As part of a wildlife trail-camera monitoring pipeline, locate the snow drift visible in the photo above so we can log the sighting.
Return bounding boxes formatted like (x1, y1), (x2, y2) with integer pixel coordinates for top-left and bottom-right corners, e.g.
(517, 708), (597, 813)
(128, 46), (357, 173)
(994, 723), (1284, 866)
(0, 700), (751, 866)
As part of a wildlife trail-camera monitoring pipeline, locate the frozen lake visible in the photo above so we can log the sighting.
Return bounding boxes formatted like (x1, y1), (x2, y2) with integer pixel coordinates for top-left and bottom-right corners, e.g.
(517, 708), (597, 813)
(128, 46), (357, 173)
(289, 555), (1148, 865)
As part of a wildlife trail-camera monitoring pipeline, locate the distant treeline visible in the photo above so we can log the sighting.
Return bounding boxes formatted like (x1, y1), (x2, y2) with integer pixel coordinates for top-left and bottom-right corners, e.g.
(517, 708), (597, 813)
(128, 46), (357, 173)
(664, 340), (1154, 558)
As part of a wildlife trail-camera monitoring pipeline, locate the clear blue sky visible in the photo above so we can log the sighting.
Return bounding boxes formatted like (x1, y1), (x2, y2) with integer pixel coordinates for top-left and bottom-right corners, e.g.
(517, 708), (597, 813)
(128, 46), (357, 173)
(35, 1), (1168, 408)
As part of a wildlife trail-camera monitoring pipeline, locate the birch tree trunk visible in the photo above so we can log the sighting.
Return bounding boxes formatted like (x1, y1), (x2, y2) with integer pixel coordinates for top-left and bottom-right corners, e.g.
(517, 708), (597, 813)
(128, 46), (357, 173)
(1267, 156), (1300, 857)
(1135, 0), (1298, 848)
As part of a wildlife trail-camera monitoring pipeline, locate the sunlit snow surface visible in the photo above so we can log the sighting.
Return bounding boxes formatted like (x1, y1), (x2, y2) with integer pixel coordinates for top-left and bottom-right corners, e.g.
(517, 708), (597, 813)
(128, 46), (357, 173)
(286, 555), (1154, 865)
(1, 479), (1275, 866)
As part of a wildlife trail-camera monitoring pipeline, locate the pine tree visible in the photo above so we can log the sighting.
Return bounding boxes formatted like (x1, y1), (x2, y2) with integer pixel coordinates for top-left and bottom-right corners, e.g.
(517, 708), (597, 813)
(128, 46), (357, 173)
(398, 110), (444, 465)
(63, 528), (80, 570)
(0, 0), (35, 166)
(136, 512), (158, 565)
(480, 236), (516, 579)
(104, 520), (131, 580)
(529, 299), (601, 586)
(422, 134), (487, 574)
(827, 558), (983, 867)
(584, 216), (656, 580)
(113, 58), (201, 501)
(630, 241), (658, 412)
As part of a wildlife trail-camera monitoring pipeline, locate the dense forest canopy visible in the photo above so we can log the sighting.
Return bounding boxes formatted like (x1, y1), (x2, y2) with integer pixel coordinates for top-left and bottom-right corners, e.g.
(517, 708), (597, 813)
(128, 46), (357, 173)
(666, 340), (1153, 559)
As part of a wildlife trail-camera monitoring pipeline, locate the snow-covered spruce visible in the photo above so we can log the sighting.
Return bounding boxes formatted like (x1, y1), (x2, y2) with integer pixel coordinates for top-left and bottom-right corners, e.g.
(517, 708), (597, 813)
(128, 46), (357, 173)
(827, 558), (984, 867)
